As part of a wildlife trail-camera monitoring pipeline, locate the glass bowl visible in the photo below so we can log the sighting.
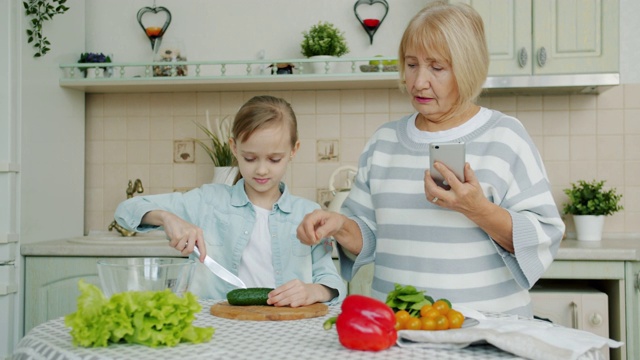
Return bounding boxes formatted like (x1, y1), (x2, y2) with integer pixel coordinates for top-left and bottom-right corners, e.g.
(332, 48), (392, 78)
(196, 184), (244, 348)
(97, 257), (196, 298)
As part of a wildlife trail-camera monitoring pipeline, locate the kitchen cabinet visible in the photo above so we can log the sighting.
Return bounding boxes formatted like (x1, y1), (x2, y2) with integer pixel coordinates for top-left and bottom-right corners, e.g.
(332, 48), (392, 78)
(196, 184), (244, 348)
(461, 0), (619, 76)
(23, 257), (101, 334)
(21, 235), (182, 335)
(530, 284), (611, 359)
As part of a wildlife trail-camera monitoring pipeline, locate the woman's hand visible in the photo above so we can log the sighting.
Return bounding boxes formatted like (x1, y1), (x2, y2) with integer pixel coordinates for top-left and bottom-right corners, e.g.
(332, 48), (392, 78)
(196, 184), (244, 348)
(296, 209), (345, 245)
(141, 210), (207, 262)
(267, 279), (335, 307)
(425, 162), (514, 252)
(297, 209), (363, 255)
(424, 162), (487, 214)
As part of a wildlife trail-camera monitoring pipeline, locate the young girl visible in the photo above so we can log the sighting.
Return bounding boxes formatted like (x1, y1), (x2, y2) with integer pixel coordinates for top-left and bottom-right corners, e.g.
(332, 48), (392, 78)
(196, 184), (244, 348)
(114, 95), (345, 306)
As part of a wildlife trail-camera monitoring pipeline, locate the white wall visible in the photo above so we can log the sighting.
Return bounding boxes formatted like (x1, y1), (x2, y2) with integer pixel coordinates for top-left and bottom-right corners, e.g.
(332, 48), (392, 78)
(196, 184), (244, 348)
(85, 0), (425, 64)
(84, 0), (639, 83)
(19, 0), (86, 247)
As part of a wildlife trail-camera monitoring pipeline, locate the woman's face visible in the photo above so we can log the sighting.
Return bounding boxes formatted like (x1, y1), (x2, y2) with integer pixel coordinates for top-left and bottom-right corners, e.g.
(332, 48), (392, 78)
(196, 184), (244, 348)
(404, 48), (460, 128)
(230, 122), (299, 206)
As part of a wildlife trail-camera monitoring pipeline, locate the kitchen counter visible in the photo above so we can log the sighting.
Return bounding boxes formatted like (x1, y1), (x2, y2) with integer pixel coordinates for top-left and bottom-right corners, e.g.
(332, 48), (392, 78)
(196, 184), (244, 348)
(21, 233), (640, 260)
(20, 231), (180, 257)
(555, 237), (640, 261)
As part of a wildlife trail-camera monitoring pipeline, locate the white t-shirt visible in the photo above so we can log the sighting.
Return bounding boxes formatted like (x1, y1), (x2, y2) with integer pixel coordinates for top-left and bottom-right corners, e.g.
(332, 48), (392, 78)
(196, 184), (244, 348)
(407, 107), (491, 143)
(237, 205), (276, 288)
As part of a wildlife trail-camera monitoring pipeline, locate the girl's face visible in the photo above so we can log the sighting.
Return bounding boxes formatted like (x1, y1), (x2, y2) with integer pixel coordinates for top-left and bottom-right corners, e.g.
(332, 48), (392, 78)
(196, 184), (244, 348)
(230, 122), (299, 208)
(404, 48), (461, 130)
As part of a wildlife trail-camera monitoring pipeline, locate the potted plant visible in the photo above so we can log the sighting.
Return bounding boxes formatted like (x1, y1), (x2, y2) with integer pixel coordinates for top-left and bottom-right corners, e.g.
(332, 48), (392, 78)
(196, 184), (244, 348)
(193, 115), (238, 185)
(78, 52), (112, 78)
(300, 21), (349, 74)
(562, 179), (623, 241)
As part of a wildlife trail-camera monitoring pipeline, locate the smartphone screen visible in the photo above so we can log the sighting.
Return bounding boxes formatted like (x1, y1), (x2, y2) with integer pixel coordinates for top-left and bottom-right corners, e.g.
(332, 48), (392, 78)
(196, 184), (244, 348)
(429, 142), (465, 189)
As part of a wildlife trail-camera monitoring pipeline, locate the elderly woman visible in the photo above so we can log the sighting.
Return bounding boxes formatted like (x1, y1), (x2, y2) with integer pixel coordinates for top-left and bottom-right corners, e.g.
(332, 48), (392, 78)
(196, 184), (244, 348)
(297, 1), (564, 317)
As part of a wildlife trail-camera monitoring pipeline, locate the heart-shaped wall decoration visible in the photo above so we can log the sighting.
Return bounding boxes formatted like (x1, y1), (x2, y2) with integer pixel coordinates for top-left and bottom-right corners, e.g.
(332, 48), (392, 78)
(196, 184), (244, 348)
(354, 0), (389, 45)
(136, 6), (172, 50)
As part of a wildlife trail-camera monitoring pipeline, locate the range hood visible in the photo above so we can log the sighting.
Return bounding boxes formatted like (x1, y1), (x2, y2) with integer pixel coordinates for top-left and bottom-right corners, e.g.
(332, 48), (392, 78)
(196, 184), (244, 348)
(481, 73), (619, 96)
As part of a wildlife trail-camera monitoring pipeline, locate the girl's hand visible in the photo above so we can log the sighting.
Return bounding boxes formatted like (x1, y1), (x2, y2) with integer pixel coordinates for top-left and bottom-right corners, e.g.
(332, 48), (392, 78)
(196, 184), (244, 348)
(267, 279), (332, 307)
(155, 211), (207, 262)
(296, 209), (345, 246)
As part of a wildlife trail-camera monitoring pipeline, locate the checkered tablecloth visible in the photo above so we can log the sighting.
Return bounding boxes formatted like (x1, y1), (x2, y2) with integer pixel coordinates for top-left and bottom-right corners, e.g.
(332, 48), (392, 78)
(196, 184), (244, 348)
(12, 300), (533, 360)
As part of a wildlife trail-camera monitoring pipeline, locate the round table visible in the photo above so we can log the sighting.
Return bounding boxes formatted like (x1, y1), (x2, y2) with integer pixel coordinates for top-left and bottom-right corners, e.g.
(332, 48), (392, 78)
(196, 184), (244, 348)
(12, 300), (532, 360)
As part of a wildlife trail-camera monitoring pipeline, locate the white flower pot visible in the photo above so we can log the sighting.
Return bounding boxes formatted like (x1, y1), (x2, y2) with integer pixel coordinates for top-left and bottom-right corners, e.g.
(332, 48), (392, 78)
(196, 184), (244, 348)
(212, 166), (239, 185)
(84, 68), (104, 78)
(309, 55), (335, 74)
(573, 215), (605, 241)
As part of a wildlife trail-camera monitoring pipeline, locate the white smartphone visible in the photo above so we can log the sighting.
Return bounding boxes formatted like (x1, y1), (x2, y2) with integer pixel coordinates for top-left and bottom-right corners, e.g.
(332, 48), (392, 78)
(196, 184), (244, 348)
(429, 142), (466, 189)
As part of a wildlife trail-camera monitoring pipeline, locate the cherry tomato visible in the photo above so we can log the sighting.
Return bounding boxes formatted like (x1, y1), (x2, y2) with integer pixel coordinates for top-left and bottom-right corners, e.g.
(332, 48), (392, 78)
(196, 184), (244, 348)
(419, 304), (433, 318)
(434, 314), (449, 330)
(395, 310), (411, 329)
(405, 317), (422, 330)
(433, 299), (451, 316)
(447, 309), (465, 329)
(420, 316), (437, 330)
(424, 308), (441, 319)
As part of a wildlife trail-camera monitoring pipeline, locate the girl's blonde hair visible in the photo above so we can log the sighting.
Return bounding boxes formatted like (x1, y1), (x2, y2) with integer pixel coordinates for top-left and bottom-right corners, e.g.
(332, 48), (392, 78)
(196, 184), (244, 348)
(230, 95), (299, 183)
(398, 1), (489, 107)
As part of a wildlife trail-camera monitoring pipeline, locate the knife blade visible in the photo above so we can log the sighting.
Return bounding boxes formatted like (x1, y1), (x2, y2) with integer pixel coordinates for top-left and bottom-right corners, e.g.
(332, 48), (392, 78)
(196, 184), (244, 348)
(193, 247), (247, 289)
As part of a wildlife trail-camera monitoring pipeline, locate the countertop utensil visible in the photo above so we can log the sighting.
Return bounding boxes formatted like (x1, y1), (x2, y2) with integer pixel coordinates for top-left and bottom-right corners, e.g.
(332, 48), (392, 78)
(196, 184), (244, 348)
(193, 247), (247, 289)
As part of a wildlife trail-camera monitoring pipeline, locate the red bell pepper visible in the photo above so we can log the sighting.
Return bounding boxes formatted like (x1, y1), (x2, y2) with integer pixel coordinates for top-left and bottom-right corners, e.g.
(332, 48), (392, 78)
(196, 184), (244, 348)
(323, 294), (397, 351)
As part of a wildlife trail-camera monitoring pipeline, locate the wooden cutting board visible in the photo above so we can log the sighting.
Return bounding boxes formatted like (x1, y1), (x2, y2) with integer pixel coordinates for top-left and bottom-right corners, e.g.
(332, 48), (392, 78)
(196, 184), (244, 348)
(210, 301), (329, 321)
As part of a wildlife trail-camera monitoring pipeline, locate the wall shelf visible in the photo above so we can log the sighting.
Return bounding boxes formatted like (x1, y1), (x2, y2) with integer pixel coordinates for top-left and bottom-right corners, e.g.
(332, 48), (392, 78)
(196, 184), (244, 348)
(59, 57), (401, 93)
(59, 58), (619, 95)
(59, 73), (402, 93)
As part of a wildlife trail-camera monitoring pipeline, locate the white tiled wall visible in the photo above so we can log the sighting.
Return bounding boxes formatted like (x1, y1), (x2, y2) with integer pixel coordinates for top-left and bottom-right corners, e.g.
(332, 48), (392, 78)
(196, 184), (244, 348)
(85, 84), (640, 235)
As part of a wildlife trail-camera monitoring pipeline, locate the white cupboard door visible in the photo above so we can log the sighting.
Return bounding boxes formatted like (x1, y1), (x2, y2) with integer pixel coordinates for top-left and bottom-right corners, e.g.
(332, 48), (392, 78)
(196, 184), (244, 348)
(533, 0), (619, 75)
(463, 0), (532, 76)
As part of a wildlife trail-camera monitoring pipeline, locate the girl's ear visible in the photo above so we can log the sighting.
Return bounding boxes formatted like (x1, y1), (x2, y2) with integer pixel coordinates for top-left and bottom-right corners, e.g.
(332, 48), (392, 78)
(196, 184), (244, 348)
(229, 138), (238, 157)
(290, 140), (301, 159)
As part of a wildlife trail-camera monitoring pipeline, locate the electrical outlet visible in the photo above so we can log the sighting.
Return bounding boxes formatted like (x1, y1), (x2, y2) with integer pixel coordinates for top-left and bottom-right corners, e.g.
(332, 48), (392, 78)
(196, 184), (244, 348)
(173, 140), (195, 163)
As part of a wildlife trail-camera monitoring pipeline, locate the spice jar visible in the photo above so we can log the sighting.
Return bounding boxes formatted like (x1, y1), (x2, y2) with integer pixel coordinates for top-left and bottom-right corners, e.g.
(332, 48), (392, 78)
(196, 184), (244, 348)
(152, 39), (187, 77)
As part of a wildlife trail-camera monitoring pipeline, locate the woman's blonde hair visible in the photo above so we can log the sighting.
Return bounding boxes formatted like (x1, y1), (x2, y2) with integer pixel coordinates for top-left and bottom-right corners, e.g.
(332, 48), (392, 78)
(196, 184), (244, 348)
(398, 1), (489, 106)
(230, 95), (298, 183)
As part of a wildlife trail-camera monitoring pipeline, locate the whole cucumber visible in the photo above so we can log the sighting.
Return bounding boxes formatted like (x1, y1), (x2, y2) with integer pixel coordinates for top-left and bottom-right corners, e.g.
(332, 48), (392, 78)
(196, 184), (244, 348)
(226, 287), (274, 306)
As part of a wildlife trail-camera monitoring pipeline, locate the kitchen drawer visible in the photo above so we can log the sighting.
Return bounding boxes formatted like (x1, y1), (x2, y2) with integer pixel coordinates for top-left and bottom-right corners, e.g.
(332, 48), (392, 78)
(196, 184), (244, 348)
(530, 284), (610, 359)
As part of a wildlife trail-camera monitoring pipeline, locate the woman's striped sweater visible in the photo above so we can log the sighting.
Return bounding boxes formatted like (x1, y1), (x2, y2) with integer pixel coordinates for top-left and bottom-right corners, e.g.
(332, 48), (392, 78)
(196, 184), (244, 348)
(338, 110), (565, 317)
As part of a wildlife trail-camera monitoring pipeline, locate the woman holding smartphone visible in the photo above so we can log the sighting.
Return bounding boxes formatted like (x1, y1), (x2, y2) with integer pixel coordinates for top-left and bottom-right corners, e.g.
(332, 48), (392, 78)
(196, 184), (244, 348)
(297, 1), (564, 317)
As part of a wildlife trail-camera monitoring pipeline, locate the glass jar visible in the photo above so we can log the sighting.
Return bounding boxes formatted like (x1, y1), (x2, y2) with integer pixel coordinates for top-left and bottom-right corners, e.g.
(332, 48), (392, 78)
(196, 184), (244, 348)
(152, 39), (188, 77)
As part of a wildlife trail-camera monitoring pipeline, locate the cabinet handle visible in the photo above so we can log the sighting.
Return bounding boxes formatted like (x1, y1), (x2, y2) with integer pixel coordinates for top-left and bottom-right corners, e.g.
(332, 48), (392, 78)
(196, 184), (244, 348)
(570, 301), (579, 329)
(589, 313), (603, 326)
(537, 47), (547, 68)
(636, 271), (640, 289)
(518, 47), (528, 68)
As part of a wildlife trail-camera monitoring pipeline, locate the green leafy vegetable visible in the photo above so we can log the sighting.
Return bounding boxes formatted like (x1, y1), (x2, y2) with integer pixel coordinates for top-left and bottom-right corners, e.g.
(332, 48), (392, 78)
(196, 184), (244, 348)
(385, 283), (434, 317)
(64, 280), (214, 347)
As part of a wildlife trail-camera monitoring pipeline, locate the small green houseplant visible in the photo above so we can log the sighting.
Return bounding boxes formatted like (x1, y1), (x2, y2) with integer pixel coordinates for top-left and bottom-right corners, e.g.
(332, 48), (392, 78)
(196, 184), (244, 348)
(300, 21), (350, 58)
(563, 179), (623, 241)
(193, 116), (234, 167)
(563, 179), (623, 216)
(193, 115), (238, 185)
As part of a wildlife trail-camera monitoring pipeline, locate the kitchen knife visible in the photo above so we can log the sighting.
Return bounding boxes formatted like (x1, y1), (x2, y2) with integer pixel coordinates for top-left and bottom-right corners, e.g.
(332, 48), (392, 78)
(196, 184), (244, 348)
(193, 247), (247, 289)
